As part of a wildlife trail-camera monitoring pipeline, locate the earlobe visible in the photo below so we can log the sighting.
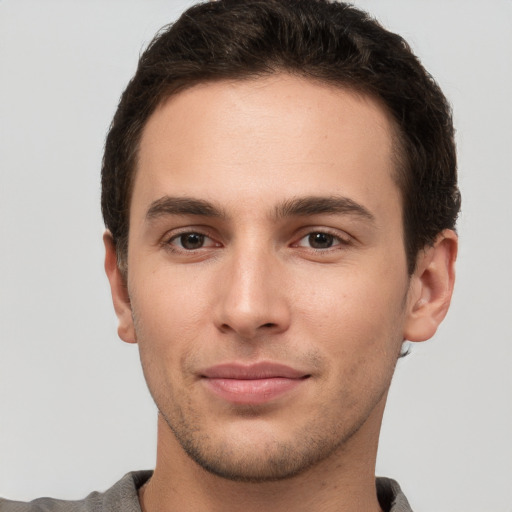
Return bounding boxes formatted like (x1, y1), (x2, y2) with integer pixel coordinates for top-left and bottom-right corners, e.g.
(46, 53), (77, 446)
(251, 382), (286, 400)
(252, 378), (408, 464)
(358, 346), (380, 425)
(103, 231), (137, 344)
(403, 229), (458, 342)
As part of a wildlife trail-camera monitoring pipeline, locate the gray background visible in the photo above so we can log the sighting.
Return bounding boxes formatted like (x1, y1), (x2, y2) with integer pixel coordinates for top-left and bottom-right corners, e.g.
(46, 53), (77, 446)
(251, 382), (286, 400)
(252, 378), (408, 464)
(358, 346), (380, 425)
(1, 1), (511, 510)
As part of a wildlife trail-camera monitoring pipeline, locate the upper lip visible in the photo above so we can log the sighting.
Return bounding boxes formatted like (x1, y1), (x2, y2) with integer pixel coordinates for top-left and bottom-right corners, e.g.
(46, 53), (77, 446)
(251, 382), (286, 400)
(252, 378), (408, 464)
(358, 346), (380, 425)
(200, 362), (309, 380)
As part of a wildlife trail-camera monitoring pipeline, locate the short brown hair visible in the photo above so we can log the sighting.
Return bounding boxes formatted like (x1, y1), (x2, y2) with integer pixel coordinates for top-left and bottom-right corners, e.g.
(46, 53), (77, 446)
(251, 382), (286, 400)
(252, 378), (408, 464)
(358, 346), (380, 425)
(101, 0), (460, 274)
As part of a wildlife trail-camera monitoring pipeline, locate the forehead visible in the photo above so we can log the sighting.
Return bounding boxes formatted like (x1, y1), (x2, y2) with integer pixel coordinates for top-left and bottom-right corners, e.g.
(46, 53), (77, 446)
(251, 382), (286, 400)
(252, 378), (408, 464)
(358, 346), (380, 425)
(133, 74), (401, 221)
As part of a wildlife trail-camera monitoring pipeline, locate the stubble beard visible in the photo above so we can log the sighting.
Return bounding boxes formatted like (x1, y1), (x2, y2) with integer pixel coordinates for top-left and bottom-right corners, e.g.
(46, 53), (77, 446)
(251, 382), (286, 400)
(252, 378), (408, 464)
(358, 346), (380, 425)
(148, 375), (391, 484)
(158, 404), (360, 483)
(132, 309), (402, 484)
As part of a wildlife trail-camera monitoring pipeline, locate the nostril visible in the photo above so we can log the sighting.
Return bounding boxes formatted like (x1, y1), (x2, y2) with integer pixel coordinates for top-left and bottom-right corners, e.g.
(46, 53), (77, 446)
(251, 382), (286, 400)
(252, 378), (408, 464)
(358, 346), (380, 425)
(262, 323), (276, 329)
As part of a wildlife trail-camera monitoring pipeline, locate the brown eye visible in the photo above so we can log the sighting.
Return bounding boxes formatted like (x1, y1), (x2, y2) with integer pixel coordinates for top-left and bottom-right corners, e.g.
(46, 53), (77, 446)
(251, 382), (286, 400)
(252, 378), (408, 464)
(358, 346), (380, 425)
(165, 231), (221, 254)
(308, 232), (335, 249)
(174, 233), (206, 250)
(295, 231), (349, 251)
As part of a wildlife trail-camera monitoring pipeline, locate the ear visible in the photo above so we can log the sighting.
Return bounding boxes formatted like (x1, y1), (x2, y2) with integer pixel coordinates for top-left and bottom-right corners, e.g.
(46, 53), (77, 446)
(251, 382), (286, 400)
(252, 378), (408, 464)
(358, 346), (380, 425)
(103, 231), (137, 344)
(403, 229), (458, 342)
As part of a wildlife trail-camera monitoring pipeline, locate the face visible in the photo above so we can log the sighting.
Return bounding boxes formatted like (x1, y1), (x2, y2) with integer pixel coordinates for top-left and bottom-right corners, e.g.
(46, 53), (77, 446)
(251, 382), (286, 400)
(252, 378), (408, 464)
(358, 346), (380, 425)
(109, 74), (428, 482)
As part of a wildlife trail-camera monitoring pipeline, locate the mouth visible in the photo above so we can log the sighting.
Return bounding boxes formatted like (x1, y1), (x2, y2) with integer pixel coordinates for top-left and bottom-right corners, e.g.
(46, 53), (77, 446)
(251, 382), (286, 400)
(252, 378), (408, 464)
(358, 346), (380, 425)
(200, 362), (311, 405)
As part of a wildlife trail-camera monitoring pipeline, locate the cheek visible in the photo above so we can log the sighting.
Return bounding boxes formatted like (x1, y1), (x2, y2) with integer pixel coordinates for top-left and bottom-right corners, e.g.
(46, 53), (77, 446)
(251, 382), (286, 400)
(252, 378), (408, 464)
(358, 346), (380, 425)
(292, 264), (408, 356)
(131, 284), (199, 415)
(131, 264), (211, 331)
(293, 270), (406, 420)
(128, 269), (211, 383)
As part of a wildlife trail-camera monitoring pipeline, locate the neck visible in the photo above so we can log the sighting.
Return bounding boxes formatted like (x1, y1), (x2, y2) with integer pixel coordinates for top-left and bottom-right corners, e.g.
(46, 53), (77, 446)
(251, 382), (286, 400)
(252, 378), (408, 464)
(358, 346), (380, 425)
(140, 400), (386, 512)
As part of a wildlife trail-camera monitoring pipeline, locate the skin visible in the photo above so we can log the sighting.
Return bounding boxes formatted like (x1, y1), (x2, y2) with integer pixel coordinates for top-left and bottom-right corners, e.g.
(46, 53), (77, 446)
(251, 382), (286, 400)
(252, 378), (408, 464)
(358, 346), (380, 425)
(105, 74), (457, 512)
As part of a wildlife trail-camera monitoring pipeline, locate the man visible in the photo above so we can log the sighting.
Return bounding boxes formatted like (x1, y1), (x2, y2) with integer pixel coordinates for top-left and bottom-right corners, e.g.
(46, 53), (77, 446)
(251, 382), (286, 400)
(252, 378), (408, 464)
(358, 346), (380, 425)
(1, 0), (459, 510)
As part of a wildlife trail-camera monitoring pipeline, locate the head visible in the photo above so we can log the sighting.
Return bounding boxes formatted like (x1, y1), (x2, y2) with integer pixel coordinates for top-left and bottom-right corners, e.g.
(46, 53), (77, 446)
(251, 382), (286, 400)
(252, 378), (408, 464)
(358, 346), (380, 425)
(102, 0), (459, 485)
(101, 0), (460, 277)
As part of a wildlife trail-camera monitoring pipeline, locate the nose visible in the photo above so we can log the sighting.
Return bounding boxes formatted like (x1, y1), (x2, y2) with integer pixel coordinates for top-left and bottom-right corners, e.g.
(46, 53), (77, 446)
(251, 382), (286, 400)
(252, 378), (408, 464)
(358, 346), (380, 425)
(214, 245), (291, 340)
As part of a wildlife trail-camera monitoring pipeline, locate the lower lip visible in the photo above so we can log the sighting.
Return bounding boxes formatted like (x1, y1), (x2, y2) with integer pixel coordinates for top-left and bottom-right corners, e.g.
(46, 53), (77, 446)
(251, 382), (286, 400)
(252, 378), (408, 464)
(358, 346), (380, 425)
(203, 377), (306, 405)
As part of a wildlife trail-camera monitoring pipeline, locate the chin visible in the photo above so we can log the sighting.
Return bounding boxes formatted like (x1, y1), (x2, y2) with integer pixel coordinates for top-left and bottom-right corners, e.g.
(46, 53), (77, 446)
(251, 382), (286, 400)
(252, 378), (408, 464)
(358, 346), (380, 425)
(178, 438), (332, 483)
(160, 406), (362, 483)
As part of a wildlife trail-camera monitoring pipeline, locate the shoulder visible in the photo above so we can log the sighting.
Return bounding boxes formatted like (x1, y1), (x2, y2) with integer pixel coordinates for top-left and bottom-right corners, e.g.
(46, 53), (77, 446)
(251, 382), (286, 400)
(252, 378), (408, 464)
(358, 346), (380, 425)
(0, 471), (152, 512)
(376, 477), (414, 512)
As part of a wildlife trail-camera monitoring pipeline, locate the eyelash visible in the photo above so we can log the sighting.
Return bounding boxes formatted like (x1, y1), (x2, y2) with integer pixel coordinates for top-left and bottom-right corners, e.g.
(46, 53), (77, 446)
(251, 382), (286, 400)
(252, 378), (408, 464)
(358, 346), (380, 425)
(162, 228), (352, 254)
(163, 229), (220, 253)
(293, 230), (352, 251)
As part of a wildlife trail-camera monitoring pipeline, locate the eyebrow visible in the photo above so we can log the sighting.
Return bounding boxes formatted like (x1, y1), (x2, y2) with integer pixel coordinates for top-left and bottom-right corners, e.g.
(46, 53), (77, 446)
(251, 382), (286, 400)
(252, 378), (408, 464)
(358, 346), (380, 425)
(273, 196), (375, 222)
(145, 194), (374, 223)
(146, 196), (225, 220)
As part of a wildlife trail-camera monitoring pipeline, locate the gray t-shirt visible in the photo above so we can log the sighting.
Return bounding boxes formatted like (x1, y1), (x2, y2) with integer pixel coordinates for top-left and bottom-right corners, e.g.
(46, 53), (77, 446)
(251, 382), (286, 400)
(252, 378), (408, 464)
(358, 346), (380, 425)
(0, 472), (413, 511)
